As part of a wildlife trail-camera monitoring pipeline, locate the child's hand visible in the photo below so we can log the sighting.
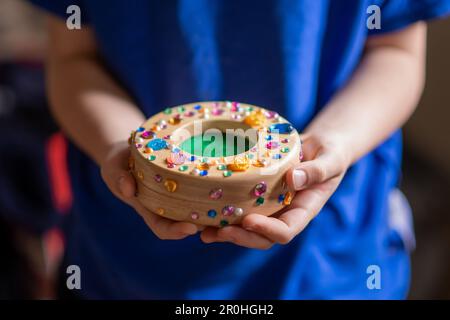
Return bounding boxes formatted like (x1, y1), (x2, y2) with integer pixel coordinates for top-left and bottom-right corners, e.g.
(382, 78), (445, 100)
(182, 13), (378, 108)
(200, 133), (350, 249)
(100, 141), (202, 240)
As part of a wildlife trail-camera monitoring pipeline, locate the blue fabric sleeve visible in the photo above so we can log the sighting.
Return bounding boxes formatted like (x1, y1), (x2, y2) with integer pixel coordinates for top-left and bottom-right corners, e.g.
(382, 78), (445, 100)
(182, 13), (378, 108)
(29, 0), (88, 22)
(369, 0), (450, 35)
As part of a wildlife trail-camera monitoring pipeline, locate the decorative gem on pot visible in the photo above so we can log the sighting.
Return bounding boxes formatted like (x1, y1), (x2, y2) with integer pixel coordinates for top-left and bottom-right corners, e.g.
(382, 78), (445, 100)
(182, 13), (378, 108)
(207, 209), (217, 218)
(256, 197), (265, 205)
(169, 115), (181, 125)
(222, 205), (235, 216)
(244, 110), (267, 128)
(209, 188), (223, 200)
(266, 141), (279, 150)
(164, 179), (178, 192)
(191, 212), (199, 220)
(268, 123), (294, 134)
(147, 138), (168, 151)
(166, 152), (186, 165)
(254, 182), (267, 197)
(227, 156), (250, 172)
(283, 191), (293, 205)
(223, 170), (232, 177)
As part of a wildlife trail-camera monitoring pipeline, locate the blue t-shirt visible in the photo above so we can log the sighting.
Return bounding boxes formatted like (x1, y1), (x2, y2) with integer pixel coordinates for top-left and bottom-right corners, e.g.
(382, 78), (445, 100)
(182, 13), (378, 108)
(31, 0), (450, 299)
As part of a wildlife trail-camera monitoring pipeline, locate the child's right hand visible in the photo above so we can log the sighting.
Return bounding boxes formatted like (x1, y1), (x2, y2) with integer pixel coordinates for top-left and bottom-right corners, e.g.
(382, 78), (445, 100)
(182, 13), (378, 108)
(100, 141), (202, 240)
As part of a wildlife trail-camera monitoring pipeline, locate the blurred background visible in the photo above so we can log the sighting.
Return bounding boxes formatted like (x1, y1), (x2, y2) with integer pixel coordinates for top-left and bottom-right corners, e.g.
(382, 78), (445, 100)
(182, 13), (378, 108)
(0, 0), (449, 299)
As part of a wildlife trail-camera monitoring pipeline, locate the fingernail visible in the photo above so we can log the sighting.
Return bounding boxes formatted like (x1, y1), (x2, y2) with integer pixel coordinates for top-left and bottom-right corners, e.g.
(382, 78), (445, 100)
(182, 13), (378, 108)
(293, 169), (307, 190)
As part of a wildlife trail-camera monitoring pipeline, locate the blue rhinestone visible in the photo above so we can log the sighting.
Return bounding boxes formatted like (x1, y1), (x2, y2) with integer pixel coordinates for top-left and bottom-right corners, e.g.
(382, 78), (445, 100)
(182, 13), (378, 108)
(278, 194), (285, 203)
(147, 138), (168, 151)
(199, 170), (208, 176)
(172, 147), (181, 153)
(194, 104), (202, 110)
(268, 123), (294, 134)
(273, 154), (282, 159)
(189, 155), (196, 161)
(208, 210), (217, 218)
(265, 135), (273, 141)
(136, 127), (145, 132)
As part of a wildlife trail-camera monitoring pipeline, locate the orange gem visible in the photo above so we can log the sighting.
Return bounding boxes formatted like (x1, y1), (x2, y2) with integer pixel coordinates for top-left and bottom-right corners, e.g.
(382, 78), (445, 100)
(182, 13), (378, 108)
(196, 162), (210, 170)
(156, 208), (165, 215)
(244, 110), (267, 128)
(168, 117), (181, 125)
(252, 159), (267, 167)
(164, 179), (178, 192)
(227, 156), (250, 172)
(283, 191), (293, 205)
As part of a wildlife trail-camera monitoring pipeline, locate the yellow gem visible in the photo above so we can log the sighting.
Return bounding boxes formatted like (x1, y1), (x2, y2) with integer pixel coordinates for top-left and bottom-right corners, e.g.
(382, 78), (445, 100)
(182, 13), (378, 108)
(196, 162), (210, 170)
(168, 117), (181, 125)
(227, 156), (250, 172)
(137, 170), (144, 180)
(156, 208), (165, 215)
(252, 159), (266, 167)
(164, 179), (178, 192)
(283, 191), (293, 205)
(244, 110), (267, 128)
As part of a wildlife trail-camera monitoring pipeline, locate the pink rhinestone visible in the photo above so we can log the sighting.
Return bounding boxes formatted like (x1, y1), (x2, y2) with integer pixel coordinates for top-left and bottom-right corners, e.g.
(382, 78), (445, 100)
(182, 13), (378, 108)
(281, 138), (289, 143)
(167, 152), (186, 165)
(191, 212), (199, 220)
(264, 111), (278, 119)
(209, 188), (223, 200)
(266, 141), (279, 150)
(167, 163), (175, 169)
(211, 108), (223, 116)
(222, 205), (235, 216)
(141, 131), (153, 139)
(254, 182), (267, 197)
(231, 102), (239, 112)
(163, 135), (171, 140)
(184, 111), (195, 117)
(135, 143), (142, 148)
(154, 174), (163, 183)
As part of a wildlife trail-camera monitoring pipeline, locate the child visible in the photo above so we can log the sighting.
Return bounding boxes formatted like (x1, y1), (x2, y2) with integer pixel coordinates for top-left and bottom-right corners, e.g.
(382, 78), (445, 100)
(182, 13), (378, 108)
(31, 0), (450, 299)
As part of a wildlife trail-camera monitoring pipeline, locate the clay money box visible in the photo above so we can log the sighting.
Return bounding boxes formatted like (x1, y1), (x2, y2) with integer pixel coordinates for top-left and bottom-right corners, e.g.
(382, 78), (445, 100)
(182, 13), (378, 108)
(129, 101), (302, 227)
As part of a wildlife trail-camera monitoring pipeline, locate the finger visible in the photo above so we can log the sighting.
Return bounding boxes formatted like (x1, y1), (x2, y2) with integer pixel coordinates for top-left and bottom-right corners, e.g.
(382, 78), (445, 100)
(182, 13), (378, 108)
(286, 151), (345, 191)
(243, 177), (341, 243)
(201, 226), (274, 250)
(241, 213), (302, 244)
(117, 171), (136, 199)
(134, 202), (200, 240)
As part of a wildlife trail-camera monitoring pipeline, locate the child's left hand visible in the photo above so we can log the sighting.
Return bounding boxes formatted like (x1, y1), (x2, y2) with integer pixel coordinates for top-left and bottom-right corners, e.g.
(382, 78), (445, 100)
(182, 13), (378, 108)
(200, 133), (350, 249)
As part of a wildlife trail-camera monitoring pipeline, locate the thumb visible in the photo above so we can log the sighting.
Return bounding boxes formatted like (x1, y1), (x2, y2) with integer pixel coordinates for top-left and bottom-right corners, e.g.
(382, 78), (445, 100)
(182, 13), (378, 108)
(287, 152), (344, 190)
(117, 171), (136, 199)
